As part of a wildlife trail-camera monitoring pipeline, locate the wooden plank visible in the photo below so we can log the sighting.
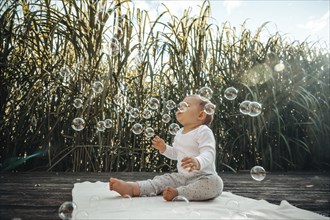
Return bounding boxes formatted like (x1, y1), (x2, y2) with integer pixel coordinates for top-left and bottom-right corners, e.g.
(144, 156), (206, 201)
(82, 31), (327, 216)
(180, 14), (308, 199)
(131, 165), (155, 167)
(0, 172), (329, 219)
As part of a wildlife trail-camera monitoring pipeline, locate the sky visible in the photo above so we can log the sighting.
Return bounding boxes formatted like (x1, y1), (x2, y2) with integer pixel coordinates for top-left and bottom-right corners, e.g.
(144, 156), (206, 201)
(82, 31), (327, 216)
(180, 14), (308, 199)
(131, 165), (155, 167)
(132, 0), (330, 47)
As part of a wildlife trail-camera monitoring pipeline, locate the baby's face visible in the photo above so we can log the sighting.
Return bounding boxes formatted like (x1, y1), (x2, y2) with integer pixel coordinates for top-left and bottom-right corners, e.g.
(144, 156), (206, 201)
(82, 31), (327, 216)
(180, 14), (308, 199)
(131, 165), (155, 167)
(175, 96), (203, 126)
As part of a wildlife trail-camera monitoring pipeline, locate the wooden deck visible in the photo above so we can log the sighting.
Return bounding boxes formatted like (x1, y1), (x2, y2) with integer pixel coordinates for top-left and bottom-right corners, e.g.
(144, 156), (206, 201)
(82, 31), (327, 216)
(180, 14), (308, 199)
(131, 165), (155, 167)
(0, 171), (329, 219)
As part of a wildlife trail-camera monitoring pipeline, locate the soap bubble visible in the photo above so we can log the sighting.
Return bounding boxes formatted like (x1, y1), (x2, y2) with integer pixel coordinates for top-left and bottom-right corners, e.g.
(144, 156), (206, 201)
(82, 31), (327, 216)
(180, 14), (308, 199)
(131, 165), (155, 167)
(230, 212), (249, 220)
(165, 100), (176, 110)
(73, 98), (83, 108)
(239, 100), (251, 115)
(128, 115), (135, 122)
(132, 123), (143, 135)
(148, 97), (160, 110)
(134, 55), (143, 67)
(226, 199), (240, 210)
(248, 102), (262, 117)
(178, 101), (189, 113)
(113, 26), (123, 40)
(198, 86), (213, 99)
(162, 114), (171, 123)
(148, 192), (157, 197)
(250, 166), (266, 181)
(92, 81), (104, 94)
(60, 65), (71, 78)
(75, 210), (89, 219)
(72, 118), (85, 131)
(102, 38), (118, 56)
(145, 127), (155, 138)
(96, 121), (106, 132)
(129, 108), (140, 118)
(226, 200), (245, 219)
(125, 105), (133, 114)
(104, 119), (112, 128)
(120, 194), (133, 209)
(142, 109), (152, 119)
(109, 39), (120, 56)
(224, 87), (238, 100)
(120, 81), (128, 92)
(58, 201), (77, 220)
(169, 123), (180, 135)
(204, 103), (216, 115)
(274, 62), (285, 72)
(113, 94), (125, 106)
(89, 195), (100, 208)
(172, 196), (191, 215)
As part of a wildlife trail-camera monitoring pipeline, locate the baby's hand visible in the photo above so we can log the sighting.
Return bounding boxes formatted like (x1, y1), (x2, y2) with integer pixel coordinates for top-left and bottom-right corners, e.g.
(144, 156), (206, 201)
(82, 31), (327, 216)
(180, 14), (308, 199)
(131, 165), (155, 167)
(181, 157), (200, 172)
(151, 136), (166, 153)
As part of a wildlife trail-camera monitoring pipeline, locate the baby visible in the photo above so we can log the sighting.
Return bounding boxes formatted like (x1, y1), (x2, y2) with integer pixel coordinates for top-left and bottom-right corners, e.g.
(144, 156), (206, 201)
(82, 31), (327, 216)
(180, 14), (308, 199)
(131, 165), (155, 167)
(110, 94), (223, 201)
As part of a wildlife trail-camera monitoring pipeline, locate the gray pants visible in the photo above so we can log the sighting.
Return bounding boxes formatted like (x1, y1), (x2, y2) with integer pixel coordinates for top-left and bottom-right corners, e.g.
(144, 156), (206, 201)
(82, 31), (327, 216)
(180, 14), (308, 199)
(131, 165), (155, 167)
(136, 172), (223, 201)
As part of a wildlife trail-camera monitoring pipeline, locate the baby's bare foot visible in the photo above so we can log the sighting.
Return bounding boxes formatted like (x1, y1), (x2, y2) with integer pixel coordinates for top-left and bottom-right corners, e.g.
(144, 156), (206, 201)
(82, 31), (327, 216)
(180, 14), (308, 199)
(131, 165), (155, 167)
(109, 178), (139, 197)
(163, 186), (178, 201)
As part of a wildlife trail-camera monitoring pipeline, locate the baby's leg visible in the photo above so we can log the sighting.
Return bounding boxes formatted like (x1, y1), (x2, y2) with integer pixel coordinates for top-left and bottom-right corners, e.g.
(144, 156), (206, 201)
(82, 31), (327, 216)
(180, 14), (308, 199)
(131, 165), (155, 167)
(137, 173), (185, 197)
(162, 186), (178, 201)
(177, 174), (223, 201)
(109, 178), (140, 197)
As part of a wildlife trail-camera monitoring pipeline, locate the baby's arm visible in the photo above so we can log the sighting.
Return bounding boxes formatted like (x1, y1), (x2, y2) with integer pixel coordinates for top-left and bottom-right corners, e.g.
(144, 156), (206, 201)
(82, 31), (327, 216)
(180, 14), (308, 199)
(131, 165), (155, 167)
(151, 136), (166, 153)
(195, 129), (216, 170)
(181, 156), (200, 172)
(152, 135), (178, 160)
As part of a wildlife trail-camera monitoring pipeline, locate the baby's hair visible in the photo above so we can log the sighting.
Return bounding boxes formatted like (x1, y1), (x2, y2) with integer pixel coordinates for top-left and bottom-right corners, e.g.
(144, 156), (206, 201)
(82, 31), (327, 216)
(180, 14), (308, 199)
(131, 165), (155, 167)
(190, 94), (215, 127)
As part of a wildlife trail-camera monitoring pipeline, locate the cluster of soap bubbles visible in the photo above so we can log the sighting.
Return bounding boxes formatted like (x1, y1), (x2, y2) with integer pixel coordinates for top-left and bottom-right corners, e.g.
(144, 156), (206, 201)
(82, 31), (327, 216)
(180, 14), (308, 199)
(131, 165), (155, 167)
(130, 97), (179, 137)
(71, 89), (179, 136)
(97, 119), (113, 131)
(197, 87), (217, 115)
(71, 85), (221, 136)
(222, 86), (262, 117)
(71, 84), (261, 137)
(239, 101), (262, 117)
(129, 86), (221, 137)
(71, 80), (114, 132)
(70, 14), (125, 133)
(102, 26), (123, 57)
(224, 88), (266, 186)
(71, 117), (112, 132)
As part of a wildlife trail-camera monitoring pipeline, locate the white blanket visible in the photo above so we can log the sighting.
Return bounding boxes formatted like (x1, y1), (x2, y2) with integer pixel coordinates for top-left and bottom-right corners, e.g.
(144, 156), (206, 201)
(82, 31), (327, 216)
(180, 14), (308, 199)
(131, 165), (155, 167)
(71, 181), (328, 220)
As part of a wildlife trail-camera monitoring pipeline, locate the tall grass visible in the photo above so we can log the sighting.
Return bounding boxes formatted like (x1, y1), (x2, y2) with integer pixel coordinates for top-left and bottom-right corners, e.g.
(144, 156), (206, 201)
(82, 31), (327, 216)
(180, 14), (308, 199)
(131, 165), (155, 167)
(0, 0), (329, 172)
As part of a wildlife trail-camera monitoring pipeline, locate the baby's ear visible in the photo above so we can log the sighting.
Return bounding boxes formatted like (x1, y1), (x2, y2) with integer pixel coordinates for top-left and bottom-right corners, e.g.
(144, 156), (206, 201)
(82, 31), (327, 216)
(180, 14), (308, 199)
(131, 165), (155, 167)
(198, 111), (207, 121)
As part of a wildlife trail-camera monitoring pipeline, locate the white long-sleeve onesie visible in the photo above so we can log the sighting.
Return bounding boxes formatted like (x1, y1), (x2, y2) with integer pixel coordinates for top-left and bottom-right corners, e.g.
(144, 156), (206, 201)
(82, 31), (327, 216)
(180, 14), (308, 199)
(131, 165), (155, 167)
(162, 125), (217, 175)
(137, 125), (223, 200)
